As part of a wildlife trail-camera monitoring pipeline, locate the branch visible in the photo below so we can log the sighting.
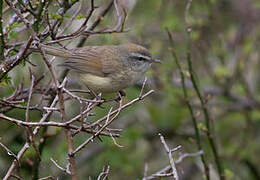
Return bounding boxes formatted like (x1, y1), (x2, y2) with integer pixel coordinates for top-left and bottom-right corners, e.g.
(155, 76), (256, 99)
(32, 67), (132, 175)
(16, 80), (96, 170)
(0, 0), (4, 61)
(0, 141), (19, 167)
(4, 0), (37, 38)
(158, 133), (180, 180)
(143, 151), (203, 180)
(184, 1), (225, 178)
(3, 93), (60, 180)
(166, 28), (210, 180)
(0, 37), (33, 81)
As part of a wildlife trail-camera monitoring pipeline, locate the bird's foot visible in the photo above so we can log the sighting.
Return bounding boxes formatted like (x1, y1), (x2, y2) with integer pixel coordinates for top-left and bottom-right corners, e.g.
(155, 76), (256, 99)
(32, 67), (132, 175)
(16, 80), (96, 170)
(114, 90), (125, 102)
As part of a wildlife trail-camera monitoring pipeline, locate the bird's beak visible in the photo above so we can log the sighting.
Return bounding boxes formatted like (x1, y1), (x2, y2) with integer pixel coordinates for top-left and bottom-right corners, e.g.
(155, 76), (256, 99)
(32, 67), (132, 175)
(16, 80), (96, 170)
(151, 58), (161, 63)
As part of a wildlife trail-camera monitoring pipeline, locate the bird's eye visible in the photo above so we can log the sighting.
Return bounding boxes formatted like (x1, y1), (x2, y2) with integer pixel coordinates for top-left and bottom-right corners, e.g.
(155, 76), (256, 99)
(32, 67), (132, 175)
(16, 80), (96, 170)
(130, 53), (151, 62)
(137, 57), (146, 61)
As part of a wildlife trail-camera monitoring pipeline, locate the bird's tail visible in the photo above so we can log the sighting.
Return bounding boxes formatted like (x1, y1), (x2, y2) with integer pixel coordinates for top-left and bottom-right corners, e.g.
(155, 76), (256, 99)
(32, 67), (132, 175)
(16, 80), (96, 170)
(30, 44), (72, 58)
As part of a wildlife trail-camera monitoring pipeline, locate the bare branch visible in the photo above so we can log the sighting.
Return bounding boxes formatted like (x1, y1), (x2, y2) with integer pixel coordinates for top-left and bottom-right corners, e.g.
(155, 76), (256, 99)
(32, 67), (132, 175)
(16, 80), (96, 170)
(159, 133), (179, 180)
(143, 151), (204, 180)
(51, 158), (71, 175)
(0, 141), (19, 167)
(97, 165), (110, 180)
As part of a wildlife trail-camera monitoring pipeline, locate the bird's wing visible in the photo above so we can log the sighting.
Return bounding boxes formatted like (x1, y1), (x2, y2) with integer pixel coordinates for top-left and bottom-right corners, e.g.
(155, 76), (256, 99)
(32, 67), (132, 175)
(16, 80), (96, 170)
(61, 46), (120, 77)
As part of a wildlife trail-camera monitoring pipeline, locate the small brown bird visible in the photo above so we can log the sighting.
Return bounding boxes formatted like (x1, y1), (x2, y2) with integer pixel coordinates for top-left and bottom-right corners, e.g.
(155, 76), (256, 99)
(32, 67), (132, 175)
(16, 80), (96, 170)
(36, 43), (160, 93)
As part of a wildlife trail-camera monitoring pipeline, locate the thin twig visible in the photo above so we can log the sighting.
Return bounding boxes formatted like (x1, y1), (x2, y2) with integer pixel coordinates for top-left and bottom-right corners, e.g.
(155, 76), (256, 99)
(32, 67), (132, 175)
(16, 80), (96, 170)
(51, 158), (71, 175)
(72, 96), (124, 155)
(38, 176), (56, 180)
(166, 28), (210, 180)
(4, 0), (37, 37)
(143, 151), (203, 180)
(0, 141), (19, 166)
(0, 37), (33, 81)
(3, 94), (59, 180)
(0, 0), (4, 61)
(158, 133), (179, 180)
(77, 0), (114, 47)
(97, 165), (110, 180)
(25, 74), (41, 161)
(63, 87), (104, 103)
(10, 174), (22, 180)
(106, 107), (124, 148)
(184, 1), (225, 179)
(37, 44), (78, 180)
(85, 90), (154, 129)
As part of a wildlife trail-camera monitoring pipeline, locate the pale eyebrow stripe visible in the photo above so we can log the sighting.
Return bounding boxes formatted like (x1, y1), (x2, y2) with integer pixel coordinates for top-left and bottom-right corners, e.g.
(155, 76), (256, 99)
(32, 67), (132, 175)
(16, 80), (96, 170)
(130, 53), (150, 60)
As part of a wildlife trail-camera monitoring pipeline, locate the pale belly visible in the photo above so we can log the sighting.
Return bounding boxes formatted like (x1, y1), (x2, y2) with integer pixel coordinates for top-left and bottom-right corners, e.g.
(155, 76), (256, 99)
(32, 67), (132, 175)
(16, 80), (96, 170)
(79, 70), (144, 93)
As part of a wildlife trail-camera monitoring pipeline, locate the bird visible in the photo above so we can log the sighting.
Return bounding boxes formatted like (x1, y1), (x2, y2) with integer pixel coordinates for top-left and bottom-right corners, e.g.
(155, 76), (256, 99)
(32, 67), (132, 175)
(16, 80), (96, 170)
(34, 43), (160, 93)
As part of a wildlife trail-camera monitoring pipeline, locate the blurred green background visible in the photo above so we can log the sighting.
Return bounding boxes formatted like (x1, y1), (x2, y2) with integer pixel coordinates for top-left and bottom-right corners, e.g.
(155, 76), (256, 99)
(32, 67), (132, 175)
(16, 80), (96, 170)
(1, 0), (260, 179)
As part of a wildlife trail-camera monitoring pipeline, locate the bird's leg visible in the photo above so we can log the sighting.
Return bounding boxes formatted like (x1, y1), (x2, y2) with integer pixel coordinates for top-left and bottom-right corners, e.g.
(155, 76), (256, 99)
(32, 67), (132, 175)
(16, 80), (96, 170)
(85, 86), (105, 108)
(85, 85), (103, 101)
(96, 92), (105, 108)
(101, 90), (125, 103)
(87, 88), (99, 99)
(119, 90), (126, 97)
(114, 90), (125, 102)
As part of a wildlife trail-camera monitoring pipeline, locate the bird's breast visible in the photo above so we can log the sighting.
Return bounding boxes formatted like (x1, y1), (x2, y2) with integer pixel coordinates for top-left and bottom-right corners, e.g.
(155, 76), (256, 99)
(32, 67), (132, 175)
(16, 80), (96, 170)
(79, 73), (112, 93)
(79, 68), (144, 93)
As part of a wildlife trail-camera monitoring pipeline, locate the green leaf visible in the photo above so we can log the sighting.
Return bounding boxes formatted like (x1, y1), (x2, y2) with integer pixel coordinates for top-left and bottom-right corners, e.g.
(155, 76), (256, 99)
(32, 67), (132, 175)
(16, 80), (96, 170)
(9, 50), (17, 56)
(191, 31), (200, 40)
(49, 13), (62, 20)
(224, 169), (234, 179)
(215, 65), (229, 78)
(198, 123), (207, 132)
(0, 74), (12, 87)
(75, 13), (85, 20)
(8, 22), (22, 30)
(243, 37), (253, 54)
(20, 58), (27, 67)
(9, 31), (18, 39)
(71, 0), (79, 4)
(63, 14), (72, 18)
